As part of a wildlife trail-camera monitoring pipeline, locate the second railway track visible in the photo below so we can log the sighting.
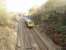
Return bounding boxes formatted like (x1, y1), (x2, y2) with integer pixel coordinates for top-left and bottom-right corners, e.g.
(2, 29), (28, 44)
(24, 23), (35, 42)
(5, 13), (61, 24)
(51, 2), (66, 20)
(30, 29), (48, 50)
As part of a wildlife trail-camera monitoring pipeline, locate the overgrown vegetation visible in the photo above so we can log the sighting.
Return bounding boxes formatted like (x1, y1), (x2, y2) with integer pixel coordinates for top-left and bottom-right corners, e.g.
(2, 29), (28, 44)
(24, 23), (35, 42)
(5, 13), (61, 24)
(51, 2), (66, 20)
(29, 0), (66, 46)
(0, 3), (17, 50)
(0, 14), (17, 50)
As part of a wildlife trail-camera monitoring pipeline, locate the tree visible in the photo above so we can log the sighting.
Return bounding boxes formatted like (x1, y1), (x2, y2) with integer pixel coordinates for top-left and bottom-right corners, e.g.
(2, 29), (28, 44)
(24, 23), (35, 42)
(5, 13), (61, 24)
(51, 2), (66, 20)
(29, 0), (66, 46)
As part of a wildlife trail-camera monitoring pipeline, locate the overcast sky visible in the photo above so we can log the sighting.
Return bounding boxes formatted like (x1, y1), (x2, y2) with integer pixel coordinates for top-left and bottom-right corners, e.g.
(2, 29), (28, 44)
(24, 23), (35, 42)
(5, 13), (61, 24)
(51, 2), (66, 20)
(6, 0), (48, 12)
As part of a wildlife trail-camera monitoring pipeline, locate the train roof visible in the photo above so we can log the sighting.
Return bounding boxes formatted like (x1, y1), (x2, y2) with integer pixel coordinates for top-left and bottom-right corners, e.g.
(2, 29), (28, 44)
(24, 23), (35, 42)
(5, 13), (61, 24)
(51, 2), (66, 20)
(23, 17), (32, 22)
(25, 19), (32, 22)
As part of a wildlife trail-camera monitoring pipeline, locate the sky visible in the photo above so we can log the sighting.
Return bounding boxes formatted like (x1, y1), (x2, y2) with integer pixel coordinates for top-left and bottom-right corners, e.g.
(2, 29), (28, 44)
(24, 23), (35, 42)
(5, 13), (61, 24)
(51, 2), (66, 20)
(6, 0), (48, 13)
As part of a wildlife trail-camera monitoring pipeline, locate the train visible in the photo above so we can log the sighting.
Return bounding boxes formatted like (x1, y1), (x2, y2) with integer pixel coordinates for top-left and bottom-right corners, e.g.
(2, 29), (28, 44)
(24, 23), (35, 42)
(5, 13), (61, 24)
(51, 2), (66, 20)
(23, 17), (35, 28)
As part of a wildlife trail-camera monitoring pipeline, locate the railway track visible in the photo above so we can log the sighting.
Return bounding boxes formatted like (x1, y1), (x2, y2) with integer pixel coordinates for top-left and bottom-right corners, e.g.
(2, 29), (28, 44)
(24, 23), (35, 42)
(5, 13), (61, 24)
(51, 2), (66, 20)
(30, 29), (48, 50)
(19, 20), (34, 50)
(23, 21), (48, 50)
(16, 18), (61, 50)
(17, 19), (48, 50)
(33, 28), (61, 50)
(23, 25), (33, 50)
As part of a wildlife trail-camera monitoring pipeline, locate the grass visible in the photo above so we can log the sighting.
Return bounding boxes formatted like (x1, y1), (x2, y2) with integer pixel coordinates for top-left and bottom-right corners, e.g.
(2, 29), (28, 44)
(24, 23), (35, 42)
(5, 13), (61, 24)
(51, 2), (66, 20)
(0, 26), (17, 50)
(0, 15), (17, 50)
